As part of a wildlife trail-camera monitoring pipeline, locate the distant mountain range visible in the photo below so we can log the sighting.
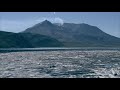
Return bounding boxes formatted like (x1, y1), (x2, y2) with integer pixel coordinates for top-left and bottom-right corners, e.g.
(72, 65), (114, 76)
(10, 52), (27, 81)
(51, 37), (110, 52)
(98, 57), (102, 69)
(0, 20), (120, 48)
(22, 20), (120, 47)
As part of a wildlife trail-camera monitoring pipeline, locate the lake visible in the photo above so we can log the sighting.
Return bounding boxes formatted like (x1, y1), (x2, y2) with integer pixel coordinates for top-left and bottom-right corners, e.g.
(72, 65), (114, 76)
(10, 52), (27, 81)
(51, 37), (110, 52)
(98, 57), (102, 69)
(0, 47), (120, 78)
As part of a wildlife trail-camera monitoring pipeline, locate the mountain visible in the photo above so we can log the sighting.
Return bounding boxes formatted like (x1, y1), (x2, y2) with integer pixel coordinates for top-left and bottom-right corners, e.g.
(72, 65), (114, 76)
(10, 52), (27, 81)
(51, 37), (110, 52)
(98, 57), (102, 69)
(22, 20), (75, 42)
(0, 31), (63, 48)
(22, 20), (120, 47)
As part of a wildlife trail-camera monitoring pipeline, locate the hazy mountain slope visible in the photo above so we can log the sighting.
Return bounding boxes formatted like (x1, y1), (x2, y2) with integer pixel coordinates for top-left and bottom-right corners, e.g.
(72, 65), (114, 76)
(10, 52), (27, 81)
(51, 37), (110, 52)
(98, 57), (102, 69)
(19, 33), (64, 47)
(0, 31), (64, 48)
(0, 31), (32, 48)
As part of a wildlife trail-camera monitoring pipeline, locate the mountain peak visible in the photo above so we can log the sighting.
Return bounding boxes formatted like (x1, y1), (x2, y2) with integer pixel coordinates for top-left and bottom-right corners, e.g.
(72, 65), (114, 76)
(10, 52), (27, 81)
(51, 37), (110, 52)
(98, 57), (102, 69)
(41, 20), (53, 25)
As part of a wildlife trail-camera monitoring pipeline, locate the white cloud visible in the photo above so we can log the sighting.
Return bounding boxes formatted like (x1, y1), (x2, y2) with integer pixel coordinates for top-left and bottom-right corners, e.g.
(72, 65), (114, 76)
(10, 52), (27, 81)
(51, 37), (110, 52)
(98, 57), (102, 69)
(54, 17), (64, 25)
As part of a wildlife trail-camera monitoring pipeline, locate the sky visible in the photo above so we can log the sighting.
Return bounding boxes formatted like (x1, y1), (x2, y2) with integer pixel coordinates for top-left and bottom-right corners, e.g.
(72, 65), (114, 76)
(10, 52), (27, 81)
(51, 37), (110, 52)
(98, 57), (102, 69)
(0, 12), (120, 38)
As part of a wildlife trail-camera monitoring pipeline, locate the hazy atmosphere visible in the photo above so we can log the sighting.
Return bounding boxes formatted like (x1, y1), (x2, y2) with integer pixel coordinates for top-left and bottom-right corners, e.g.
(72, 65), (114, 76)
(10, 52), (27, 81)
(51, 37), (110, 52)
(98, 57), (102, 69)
(0, 12), (120, 38)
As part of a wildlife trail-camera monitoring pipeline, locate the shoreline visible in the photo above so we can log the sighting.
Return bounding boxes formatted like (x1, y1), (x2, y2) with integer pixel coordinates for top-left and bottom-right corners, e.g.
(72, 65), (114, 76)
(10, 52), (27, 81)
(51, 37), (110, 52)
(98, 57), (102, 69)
(1, 47), (120, 53)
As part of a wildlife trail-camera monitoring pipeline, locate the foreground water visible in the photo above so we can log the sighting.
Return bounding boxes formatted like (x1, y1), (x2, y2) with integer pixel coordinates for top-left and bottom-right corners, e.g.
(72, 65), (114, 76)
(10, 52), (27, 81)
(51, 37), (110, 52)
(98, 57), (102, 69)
(0, 48), (120, 78)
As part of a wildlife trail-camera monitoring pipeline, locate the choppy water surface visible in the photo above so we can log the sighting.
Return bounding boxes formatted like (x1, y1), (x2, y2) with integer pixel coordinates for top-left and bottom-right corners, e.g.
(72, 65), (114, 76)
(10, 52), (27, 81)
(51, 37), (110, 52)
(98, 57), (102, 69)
(0, 48), (120, 78)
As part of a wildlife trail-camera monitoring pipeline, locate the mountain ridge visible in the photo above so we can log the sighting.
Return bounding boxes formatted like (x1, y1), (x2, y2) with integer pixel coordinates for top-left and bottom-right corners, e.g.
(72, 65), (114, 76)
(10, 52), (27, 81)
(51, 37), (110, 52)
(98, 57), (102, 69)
(22, 20), (120, 47)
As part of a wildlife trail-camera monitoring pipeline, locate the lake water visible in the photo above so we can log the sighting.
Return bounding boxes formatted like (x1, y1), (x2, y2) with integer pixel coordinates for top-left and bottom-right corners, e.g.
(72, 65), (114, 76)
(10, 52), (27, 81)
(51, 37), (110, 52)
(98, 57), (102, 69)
(0, 47), (120, 78)
(1, 47), (120, 52)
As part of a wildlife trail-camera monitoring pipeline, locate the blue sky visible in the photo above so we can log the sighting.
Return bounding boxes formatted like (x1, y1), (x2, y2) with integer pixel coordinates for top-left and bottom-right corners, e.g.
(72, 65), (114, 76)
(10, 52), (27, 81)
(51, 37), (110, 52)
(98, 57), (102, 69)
(0, 12), (120, 38)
